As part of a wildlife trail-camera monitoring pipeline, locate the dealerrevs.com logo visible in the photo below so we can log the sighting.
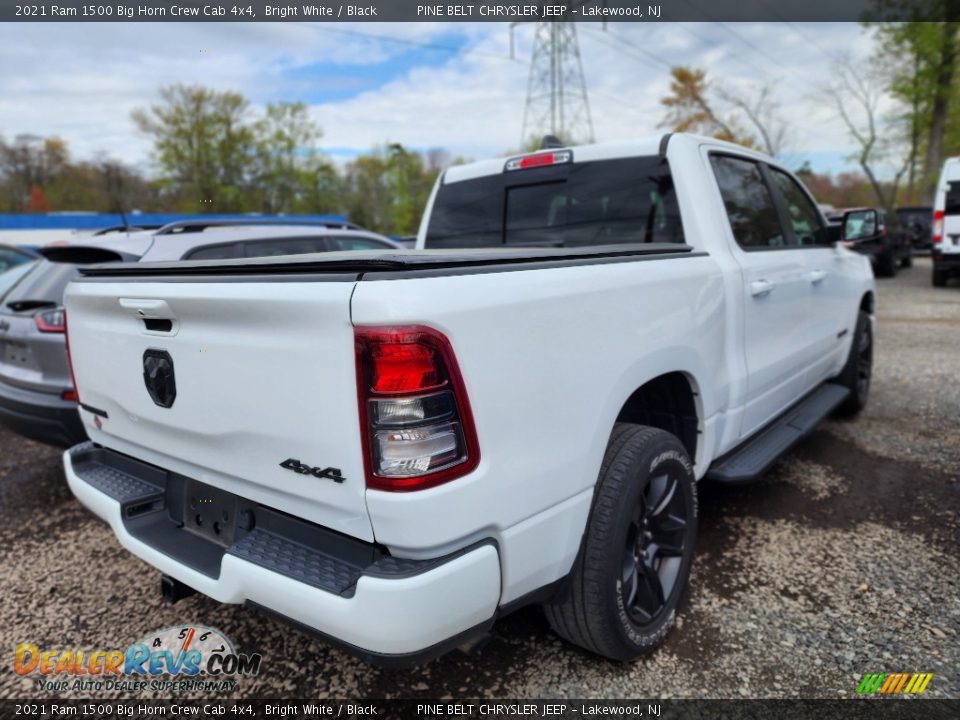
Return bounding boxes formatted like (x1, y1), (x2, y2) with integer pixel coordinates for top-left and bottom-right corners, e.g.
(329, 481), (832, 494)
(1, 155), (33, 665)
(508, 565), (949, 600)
(15, 625), (262, 693)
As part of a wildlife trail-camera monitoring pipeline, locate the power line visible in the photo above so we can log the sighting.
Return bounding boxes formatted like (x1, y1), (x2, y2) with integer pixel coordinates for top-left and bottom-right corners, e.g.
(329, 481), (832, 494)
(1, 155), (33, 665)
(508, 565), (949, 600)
(301, 24), (520, 63)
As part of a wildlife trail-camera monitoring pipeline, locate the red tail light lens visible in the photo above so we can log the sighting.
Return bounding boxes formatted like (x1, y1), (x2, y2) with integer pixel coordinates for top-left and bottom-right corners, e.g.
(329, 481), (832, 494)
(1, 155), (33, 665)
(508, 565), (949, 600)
(933, 210), (944, 245)
(355, 325), (479, 491)
(63, 310), (80, 404)
(35, 308), (66, 333)
(369, 340), (443, 393)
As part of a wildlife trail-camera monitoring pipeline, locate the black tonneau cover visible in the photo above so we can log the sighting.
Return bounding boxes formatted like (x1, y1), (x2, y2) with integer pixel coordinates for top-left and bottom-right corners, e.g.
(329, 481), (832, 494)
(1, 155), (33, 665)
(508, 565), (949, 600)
(77, 243), (695, 279)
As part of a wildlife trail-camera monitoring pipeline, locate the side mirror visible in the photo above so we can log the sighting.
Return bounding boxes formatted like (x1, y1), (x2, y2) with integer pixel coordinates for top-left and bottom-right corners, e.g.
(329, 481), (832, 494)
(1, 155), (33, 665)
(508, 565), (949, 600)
(842, 209), (879, 242)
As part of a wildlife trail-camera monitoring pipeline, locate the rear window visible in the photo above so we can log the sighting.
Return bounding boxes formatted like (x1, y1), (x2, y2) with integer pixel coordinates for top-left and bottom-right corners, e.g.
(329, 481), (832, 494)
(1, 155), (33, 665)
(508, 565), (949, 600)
(946, 183), (960, 216)
(425, 156), (684, 248)
(896, 208), (931, 228)
(1, 260), (78, 308)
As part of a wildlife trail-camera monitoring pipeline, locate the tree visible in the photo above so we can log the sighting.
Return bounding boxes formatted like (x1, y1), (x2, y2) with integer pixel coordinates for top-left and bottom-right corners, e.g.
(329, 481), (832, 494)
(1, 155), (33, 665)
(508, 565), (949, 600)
(824, 61), (908, 211)
(24, 186), (48, 213)
(0, 134), (68, 210)
(659, 67), (755, 147)
(340, 144), (443, 235)
(252, 101), (325, 213)
(717, 83), (791, 157)
(132, 84), (255, 212)
(869, 6), (960, 201)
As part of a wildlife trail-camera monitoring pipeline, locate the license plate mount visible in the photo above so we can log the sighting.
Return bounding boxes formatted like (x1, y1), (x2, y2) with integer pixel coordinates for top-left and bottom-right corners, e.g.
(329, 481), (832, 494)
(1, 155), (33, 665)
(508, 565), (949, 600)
(182, 478), (240, 547)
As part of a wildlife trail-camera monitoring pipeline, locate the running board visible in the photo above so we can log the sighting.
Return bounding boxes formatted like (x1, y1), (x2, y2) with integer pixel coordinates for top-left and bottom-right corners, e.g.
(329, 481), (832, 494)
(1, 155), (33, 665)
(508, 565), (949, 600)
(706, 383), (850, 484)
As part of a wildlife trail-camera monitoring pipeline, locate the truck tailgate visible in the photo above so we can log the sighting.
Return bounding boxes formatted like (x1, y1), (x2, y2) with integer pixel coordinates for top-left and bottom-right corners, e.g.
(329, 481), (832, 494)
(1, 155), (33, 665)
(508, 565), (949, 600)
(64, 278), (373, 541)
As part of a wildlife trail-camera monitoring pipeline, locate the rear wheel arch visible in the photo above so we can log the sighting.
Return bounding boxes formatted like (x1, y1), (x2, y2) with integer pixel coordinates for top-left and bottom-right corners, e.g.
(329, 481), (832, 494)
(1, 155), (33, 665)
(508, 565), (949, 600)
(614, 371), (701, 466)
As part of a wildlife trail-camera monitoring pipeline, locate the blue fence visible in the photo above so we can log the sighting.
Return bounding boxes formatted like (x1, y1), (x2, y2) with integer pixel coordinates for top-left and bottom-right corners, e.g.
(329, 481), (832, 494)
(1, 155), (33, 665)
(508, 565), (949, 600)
(0, 213), (348, 230)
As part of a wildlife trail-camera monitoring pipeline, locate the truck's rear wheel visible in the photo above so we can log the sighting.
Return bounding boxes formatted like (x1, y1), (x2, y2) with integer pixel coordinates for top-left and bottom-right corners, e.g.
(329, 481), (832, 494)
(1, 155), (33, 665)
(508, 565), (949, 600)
(545, 424), (697, 661)
(933, 268), (948, 287)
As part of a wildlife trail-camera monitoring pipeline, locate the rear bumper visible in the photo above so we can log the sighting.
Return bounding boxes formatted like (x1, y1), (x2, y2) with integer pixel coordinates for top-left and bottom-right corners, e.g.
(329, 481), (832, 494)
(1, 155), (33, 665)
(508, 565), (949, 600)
(0, 379), (87, 447)
(63, 443), (501, 662)
(932, 251), (960, 271)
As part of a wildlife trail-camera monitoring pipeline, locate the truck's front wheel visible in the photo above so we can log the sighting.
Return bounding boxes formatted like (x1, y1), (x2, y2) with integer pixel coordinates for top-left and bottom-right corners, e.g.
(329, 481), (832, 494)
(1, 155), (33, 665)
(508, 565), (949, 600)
(545, 424), (698, 661)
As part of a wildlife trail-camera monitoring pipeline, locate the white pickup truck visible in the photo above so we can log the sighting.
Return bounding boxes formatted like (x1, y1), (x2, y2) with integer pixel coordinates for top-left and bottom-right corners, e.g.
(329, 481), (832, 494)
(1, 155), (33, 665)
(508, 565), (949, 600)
(62, 133), (875, 664)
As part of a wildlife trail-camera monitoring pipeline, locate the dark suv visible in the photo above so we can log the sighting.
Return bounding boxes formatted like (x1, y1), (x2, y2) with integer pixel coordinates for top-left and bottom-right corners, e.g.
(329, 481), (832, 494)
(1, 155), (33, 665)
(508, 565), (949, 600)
(828, 207), (912, 277)
(895, 206), (933, 251)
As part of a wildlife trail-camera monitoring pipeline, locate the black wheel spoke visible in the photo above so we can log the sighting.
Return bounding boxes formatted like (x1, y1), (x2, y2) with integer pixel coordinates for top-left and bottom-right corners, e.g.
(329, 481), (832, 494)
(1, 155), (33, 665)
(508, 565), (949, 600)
(649, 540), (684, 558)
(639, 562), (665, 609)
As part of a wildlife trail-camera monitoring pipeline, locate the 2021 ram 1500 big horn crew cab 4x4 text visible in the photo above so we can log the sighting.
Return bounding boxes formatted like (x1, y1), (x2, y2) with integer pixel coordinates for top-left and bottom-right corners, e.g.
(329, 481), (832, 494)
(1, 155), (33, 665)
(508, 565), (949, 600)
(61, 134), (875, 664)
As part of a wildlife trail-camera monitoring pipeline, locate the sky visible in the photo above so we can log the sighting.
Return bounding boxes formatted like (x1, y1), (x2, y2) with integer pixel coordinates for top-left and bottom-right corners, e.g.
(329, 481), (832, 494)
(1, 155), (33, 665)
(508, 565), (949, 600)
(0, 21), (897, 177)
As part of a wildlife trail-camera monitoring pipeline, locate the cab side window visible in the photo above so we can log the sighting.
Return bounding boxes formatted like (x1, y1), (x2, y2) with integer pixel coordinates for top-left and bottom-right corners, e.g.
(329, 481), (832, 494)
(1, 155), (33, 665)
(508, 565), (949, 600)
(769, 168), (826, 246)
(710, 155), (786, 249)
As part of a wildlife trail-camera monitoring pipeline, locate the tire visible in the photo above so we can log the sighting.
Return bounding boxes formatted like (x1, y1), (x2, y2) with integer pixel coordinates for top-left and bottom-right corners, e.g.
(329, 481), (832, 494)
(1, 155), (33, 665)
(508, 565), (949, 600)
(901, 249), (913, 268)
(876, 249), (896, 277)
(834, 310), (872, 416)
(544, 424), (698, 661)
(933, 268), (948, 287)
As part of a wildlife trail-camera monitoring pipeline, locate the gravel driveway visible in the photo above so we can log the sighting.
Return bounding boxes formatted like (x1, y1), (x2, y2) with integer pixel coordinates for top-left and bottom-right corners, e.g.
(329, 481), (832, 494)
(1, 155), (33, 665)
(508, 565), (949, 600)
(1, 258), (957, 700)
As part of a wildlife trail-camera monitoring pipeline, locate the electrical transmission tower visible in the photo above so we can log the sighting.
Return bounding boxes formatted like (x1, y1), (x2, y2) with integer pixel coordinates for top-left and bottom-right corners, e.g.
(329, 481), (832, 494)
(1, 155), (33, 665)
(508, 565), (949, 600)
(514, 21), (594, 145)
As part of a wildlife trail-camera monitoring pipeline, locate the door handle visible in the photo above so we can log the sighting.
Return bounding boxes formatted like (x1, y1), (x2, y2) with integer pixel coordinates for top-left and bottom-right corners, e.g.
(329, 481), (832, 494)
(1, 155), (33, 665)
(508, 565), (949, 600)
(750, 279), (776, 297)
(810, 269), (827, 284)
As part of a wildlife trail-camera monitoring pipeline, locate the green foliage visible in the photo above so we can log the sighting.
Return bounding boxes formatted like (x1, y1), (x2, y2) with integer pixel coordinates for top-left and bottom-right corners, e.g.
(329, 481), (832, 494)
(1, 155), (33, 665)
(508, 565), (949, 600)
(867, 7), (960, 202)
(340, 143), (442, 236)
(132, 84), (255, 212)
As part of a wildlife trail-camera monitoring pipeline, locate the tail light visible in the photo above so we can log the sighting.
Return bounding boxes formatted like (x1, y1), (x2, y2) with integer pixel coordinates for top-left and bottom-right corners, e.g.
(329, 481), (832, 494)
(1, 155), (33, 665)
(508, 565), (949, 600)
(63, 310), (80, 403)
(933, 210), (944, 246)
(355, 325), (479, 491)
(35, 308), (65, 333)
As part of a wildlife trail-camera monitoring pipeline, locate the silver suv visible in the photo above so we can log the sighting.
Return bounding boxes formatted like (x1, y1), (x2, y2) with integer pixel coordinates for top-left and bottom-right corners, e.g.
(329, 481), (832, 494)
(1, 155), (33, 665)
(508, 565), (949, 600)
(0, 221), (400, 447)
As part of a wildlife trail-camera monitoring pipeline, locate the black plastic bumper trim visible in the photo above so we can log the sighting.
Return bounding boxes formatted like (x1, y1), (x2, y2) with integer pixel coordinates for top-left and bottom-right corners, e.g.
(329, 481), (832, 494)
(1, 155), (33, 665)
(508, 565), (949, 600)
(80, 403), (109, 418)
(68, 443), (489, 596)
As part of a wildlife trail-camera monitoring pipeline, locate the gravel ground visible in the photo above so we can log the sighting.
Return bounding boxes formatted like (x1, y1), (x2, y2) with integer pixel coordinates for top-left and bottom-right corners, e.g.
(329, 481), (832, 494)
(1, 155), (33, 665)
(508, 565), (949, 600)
(1, 257), (957, 700)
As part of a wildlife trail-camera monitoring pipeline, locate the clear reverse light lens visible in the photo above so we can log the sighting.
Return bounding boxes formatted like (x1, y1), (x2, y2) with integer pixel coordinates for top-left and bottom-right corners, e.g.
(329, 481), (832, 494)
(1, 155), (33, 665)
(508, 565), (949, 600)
(370, 392), (454, 427)
(374, 422), (463, 477)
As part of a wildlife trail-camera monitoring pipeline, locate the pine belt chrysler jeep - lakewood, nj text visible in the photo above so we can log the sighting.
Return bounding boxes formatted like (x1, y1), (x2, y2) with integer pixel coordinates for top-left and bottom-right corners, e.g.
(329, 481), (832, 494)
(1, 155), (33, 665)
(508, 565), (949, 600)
(61, 133), (875, 664)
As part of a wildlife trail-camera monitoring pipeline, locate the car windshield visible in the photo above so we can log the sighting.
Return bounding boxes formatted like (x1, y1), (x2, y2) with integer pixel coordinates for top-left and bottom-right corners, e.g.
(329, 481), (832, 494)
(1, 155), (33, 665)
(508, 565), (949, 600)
(1, 260), (79, 310)
(425, 155), (685, 248)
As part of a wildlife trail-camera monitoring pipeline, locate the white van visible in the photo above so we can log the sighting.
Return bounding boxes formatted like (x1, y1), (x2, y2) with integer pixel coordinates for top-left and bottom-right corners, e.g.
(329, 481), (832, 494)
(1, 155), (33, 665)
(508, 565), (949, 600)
(932, 157), (960, 286)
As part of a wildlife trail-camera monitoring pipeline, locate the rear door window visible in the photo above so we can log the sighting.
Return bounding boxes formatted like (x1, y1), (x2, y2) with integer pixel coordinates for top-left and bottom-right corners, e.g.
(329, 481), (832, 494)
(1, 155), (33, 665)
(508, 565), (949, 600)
(242, 237), (331, 258)
(710, 155), (788, 250)
(769, 168), (826, 246)
(425, 156), (684, 248)
(183, 243), (244, 261)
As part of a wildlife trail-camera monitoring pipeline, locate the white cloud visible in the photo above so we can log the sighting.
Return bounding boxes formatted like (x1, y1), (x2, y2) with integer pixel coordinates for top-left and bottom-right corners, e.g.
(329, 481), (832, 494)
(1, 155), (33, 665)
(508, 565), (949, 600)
(0, 21), (888, 175)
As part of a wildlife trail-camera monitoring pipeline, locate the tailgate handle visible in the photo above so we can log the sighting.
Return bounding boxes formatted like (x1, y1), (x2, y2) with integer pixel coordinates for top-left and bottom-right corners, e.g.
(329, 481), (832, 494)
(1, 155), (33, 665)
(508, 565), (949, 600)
(119, 298), (180, 336)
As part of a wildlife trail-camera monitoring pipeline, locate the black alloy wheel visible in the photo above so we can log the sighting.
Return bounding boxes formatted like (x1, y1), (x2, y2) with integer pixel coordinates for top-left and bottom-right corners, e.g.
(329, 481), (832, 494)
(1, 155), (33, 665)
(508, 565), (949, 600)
(620, 472), (688, 627)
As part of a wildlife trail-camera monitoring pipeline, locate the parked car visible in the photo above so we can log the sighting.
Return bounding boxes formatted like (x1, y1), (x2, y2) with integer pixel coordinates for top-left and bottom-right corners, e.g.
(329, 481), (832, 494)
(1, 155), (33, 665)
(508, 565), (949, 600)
(61, 134), (874, 665)
(0, 244), (38, 297)
(828, 207), (912, 277)
(932, 157), (960, 286)
(0, 222), (399, 448)
(895, 206), (933, 251)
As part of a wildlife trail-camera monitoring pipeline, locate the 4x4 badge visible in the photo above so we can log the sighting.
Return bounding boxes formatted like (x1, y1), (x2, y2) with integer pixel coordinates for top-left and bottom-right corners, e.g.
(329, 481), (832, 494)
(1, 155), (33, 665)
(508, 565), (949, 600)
(0, 320), (9, 333)
(279, 458), (345, 483)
